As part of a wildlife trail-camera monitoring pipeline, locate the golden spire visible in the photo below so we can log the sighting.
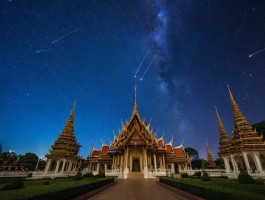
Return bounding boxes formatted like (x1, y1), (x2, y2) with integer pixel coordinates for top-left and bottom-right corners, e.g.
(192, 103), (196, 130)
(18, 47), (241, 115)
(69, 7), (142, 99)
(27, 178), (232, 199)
(206, 138), (216, 168)
(215, 106), (232, 156)
(61, 100), (76, 137)
(133, 85), (139, 114)
(227, 85), (248, 128)
(215, 106), (231, 142)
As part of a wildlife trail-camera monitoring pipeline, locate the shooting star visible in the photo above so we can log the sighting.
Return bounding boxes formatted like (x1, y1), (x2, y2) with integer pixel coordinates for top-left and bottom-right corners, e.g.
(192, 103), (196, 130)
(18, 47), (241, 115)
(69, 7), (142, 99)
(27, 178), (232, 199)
(249, 47), (265, 58)
(135, 43), (154, 78)
(140, 55), (157, 81)
(51, 29), (78, 44)
(35, 49), (52, 54)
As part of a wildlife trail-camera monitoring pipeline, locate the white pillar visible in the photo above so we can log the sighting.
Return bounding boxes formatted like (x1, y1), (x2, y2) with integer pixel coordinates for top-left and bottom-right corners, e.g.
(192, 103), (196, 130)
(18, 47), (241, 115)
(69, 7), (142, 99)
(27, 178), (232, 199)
(44, 159), (51, 173)
(254, 153), (263, 173)
(104, 163), (107, 171)
(60, 159), (66, 173)
(55, 160), (60, 174)
(154, 153), (157, 173)
(121, 155), (124, 169)
(68, 160), (73, 171)
(97, 163), (99, 172)
(162, 155), (165, 169)
(230, 155), (239, 173)
(243, 152), (251, 173)
(171, 163), (174, 174)
(223, 157), (231, 173)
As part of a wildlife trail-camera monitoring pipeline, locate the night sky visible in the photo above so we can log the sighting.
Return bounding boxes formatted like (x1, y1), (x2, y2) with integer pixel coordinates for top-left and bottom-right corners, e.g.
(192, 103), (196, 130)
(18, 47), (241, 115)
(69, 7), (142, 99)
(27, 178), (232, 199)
(1, 0), (265, 160)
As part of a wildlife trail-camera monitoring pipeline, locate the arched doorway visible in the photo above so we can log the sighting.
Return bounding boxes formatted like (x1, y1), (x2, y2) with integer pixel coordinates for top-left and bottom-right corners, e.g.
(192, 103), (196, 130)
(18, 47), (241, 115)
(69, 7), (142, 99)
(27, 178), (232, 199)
(132, 158), (140, 172)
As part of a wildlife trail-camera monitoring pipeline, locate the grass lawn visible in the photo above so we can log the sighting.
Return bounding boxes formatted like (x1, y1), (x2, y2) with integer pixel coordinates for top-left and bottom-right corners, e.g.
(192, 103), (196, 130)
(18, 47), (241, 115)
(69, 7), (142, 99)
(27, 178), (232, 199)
(160, 177), (265, 200)
(0, 177), (114, 200)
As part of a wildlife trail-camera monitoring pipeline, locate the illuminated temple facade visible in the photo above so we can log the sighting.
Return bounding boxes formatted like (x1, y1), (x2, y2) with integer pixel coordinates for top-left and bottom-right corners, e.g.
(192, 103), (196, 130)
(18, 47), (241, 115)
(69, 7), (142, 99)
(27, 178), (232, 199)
(43, 102), (82, 176)
(216, 86), (265, 179)
(86, 95), (190, 179)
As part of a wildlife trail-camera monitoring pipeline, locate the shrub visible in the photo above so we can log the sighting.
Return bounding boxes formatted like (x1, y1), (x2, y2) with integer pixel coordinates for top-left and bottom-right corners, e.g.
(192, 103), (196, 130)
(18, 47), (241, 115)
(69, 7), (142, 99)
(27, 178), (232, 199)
(95, 173), (105, 178)
(1, 179), (24, 191)
(83, 173), (95, 178)
(238, 171), (254, 184)
(43, 181), (50, 185)
(193, 172), (201, 177)
(159, 177), (264, 200)
(254, 179), (264, 185)
(201, 172), (211, 181)
(73, 171), (83, 180)
(181, 173), (189, 178)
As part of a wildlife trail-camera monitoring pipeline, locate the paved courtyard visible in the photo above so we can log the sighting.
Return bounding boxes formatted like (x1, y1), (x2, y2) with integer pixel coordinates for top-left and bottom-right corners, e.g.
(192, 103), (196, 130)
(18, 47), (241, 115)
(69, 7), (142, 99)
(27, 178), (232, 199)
(87, 179), (204, 200)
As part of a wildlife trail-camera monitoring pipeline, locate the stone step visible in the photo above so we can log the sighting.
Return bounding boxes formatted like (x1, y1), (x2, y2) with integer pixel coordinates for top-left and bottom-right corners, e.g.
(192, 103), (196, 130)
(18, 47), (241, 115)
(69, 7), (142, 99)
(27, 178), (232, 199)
(127, 172), (144, 179)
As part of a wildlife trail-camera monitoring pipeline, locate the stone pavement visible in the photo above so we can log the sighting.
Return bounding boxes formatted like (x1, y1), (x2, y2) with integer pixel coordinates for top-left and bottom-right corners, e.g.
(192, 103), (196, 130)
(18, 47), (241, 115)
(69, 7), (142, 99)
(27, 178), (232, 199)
(86, 179), (204, 200)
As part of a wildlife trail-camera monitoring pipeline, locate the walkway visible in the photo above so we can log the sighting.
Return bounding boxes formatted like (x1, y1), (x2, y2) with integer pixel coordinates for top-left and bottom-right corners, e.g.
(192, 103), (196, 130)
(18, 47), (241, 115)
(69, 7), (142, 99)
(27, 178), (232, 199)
(86, 179), (204, 200)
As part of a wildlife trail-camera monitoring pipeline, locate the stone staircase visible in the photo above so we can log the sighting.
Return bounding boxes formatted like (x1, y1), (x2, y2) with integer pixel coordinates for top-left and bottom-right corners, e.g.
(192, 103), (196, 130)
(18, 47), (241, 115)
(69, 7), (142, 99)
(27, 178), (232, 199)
(127, 172), (144, 179)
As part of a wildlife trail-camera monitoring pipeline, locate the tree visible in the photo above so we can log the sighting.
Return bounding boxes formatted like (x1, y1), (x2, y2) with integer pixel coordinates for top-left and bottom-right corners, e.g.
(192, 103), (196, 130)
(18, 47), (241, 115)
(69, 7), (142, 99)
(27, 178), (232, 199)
(20, 153), (38, 171)
(252, 121), (265, 141)
(191, 159), (207, 169)
(185, 147), (199, 161)
(215, 158), (224, 169)
(0, 151), (18, 165)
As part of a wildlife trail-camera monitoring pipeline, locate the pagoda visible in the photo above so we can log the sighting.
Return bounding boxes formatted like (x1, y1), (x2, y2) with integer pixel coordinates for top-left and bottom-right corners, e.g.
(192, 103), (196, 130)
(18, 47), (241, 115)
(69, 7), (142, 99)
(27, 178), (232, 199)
(44, 101), (82, 175)
(205, 139), (216, 169)
(87, 88), (190, 178)
(216, 86), (265, 178)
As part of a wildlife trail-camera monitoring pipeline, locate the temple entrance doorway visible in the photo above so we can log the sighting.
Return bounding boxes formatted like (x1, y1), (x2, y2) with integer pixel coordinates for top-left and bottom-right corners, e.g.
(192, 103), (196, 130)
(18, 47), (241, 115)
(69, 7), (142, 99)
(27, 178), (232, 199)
(132, 158), (140, 172)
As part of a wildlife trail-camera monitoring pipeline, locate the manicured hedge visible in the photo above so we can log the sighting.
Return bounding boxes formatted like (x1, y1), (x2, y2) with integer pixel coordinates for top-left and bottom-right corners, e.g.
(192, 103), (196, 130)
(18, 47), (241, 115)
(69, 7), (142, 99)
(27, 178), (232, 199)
(160, 177), (264, 200)
(26, 178), (114, 200)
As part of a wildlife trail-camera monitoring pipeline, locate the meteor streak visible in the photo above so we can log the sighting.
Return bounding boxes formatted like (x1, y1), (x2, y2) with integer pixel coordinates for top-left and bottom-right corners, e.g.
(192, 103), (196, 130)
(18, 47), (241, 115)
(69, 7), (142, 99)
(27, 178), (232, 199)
(140, 55), (157, 81)
(249, 47), (265, 58)
(35, 49), (52, 54)
(135, 43), (154, 78)
(51, 29), (78, 44)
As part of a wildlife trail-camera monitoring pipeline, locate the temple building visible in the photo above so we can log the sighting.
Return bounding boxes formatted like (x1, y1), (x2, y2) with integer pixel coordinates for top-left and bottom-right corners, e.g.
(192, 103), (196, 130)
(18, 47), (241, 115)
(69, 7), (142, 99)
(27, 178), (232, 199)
(44, 101), (82, 176)
(205, 139), (216, 169)
(87, 90), (190, 178)
(216, 86), (265, 178)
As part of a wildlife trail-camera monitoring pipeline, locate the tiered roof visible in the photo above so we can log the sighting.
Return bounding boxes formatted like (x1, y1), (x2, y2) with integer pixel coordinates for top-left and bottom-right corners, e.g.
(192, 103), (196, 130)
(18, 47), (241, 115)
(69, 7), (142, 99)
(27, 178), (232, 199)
(88, 89), (189, 164)
(46, 101), (81, 160)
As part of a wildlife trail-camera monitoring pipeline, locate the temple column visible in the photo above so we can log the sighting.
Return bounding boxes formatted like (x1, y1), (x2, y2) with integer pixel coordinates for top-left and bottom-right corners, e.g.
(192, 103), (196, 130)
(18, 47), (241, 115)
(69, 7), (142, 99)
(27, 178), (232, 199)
(104, 163), (107, 172)
(162, 155), (165, 169)
(97, 163), (99, 172)
(253, 153), (264, 173)
(171, 163), (174, 174)
(154, 154), (157, 173)
(112, 155), (115, 170)
(243, 152), (251, 173)
(159, 155), (162, 169)
(145, 149), (148, 168)
(44, 159), (51, 173)
(68, 160), (73, 171)
(223, 157), (231, 173)
(230, 155), (238, 173)
(60, 159), (66, 173)
(55, 160), (60, 174)
(125, 147), (129, 169)
(118, 155), (120, 169)
(121, 155), (124, 169)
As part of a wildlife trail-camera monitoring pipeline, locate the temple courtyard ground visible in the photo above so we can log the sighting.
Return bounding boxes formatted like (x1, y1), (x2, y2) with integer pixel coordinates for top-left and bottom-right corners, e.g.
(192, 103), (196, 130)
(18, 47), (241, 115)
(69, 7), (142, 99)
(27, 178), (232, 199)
(74, 178), (204, 200)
